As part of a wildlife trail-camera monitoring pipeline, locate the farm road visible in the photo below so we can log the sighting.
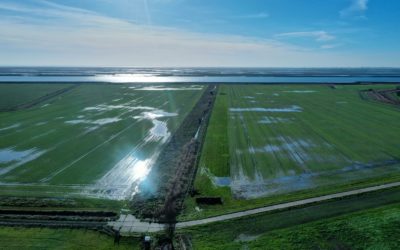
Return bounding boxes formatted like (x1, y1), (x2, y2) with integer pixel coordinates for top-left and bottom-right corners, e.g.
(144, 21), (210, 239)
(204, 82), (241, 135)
(109, 181), (400, 233)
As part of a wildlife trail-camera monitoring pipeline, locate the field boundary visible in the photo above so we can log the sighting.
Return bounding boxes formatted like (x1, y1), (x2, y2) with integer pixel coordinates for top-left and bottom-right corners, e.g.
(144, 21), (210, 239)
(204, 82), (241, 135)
(0, 84), (79, 112)
(109, 181), (400, 233)
(175, 181), (400, 228)
(130, 85), (217, 221)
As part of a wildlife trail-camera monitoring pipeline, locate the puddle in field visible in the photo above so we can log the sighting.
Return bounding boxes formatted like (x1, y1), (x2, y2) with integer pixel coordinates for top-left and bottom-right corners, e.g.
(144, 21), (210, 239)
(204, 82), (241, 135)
(134, 110), (178, 143)
(147, 120), (170, 143)
(243, 96), (255, 99)
(284, 90), (317, 93)
(248, 137), (315, 167)
(258, 116), (292, 124)
(0, 123), (21, 132)
(214, 177), (231, 187)
(65, 118), (121, 125)
(41, 104), (50, 108)
(83, 104), (154, 112)
(200, 167), (231, 187)
(273, 93), (280, 96)
(84, 107), (179, 199)
(88, 154), (156, 200)
(230, 105), (302, 113)
(65, 119), (86, 125)
(0, 148), (36, 164)
(231, 158), (400, 199)
(137, 110), (178, 120)
(0, 147), (46, 175)
(92, 118), (121, 125)
(135, 85), (203, 91)
(231, 170), (315, 199)
(35, 122), (47, 126)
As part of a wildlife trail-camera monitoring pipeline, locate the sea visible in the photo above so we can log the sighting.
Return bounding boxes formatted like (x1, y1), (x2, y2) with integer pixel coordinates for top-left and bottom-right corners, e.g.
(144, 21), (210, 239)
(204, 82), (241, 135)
(1, 67), (400, 83)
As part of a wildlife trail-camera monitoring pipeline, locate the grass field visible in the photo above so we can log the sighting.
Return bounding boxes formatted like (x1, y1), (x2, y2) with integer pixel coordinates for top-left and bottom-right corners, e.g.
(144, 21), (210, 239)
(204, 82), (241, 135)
(186, 84), (400, 219)
(0, 83), (204, 203)
(0, 83), (72, 110)
(0, 227), (140, 249)
(180, 187), (400, 249)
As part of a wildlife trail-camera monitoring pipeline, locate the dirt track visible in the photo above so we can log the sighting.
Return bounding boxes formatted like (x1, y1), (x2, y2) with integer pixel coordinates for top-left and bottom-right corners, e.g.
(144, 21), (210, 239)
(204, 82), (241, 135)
(110, 181), (400, 233)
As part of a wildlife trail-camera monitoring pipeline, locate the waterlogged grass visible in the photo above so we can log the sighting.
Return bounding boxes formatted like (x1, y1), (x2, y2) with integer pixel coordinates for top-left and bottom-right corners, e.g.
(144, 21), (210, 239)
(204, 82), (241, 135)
(185, 84), (400, 219)
(0, 227), (139, 249)
(0, 83), (72, 110)
(0, 83), (204, 203)
(181, 187), (400, 249)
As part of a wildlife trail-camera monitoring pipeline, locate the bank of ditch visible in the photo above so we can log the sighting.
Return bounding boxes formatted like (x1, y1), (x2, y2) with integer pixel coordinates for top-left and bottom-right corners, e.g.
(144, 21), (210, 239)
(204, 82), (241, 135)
(131, 84), (217, 223)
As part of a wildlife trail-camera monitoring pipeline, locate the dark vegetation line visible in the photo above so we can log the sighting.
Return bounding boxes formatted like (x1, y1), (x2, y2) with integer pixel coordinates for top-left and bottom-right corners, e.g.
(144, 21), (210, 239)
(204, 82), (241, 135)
(0, 84), (79, 112)
(359, 87), (400, 107)
(0, 210), (116, 217)
(0, 210), (117, 233)
(131, 85), (217, 223)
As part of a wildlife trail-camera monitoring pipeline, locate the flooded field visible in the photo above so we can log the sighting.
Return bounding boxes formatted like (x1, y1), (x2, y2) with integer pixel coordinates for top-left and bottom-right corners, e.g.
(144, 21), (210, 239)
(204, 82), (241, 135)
(195, 84), (400, 202)
(0, 83), (204, 200)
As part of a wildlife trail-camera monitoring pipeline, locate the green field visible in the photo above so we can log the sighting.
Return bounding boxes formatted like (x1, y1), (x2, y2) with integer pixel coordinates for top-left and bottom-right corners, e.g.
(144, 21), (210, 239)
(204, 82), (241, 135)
(181, 188), (400, 249)
(0, 84), (72, 110)
(0, 83), (204, 203)
(186, 84), (400, 219)
(0, 227), (139, 249)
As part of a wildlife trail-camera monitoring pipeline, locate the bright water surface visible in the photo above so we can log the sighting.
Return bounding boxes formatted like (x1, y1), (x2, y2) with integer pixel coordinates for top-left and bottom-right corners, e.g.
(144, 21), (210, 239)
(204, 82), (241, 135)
(1, 67), (400, 83)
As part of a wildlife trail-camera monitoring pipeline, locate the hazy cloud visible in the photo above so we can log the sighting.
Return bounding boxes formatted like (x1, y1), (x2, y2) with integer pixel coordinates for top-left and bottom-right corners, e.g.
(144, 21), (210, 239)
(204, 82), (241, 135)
(321, 43), (342, 49)
(0, 0), (396, 67)
(340, 0), (369, 18)
(235, 12), (269, 19)
(275, 31), (336, 42)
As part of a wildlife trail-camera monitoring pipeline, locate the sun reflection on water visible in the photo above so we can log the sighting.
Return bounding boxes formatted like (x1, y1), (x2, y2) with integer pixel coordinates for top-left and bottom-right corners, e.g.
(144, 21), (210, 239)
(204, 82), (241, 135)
(95, 74), (181, 83)
(130, 158), (151, 183)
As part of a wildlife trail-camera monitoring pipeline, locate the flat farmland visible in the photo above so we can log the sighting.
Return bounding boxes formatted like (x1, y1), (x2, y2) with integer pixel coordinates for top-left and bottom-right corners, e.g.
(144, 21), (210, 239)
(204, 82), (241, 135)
(0, 83), (204, 202)
(0, 83), (73, 111)
(187, 84), (400, 219)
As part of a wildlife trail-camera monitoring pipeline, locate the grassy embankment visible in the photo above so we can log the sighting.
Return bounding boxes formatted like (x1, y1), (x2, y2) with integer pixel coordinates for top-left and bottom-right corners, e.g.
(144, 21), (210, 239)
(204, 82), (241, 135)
(0, 227), (140, 249)
(180, 186), (400, 249)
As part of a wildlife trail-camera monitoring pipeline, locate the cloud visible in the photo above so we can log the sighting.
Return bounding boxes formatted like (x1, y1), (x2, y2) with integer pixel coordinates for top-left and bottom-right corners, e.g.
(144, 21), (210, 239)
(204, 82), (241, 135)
(275, 31), (335, 42)
(0, 0), (396, 67)
(321, 44), (342, 49)
(340, 0), (369, 18)
(235, 12), (269, 19)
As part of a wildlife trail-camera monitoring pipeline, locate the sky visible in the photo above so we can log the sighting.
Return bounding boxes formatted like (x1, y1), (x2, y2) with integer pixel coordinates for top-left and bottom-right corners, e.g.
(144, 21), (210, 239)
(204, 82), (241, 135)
(0, 0), (399, 67)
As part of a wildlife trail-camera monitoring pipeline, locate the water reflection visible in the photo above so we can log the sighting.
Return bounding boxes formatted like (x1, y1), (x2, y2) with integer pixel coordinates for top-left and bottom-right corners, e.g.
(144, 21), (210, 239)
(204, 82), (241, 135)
(91, 154), (153, 200)
(95, 74), (181, 83)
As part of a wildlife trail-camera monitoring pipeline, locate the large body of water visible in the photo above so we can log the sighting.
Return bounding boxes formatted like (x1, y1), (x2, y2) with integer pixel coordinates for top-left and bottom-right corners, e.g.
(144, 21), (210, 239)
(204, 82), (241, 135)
(1, 67), (400, 83)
